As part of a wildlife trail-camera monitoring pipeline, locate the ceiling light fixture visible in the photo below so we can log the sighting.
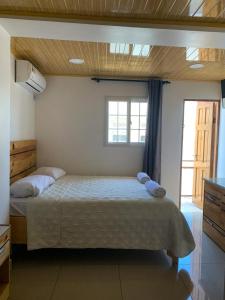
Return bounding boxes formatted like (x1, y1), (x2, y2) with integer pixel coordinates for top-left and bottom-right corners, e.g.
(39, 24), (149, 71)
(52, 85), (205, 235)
(189, 63), (204, 69)
(69, 58), (84, 64)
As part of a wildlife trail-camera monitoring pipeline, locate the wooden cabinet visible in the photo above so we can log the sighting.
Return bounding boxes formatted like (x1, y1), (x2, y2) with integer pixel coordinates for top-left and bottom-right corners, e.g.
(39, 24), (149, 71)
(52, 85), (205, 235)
(0, 226), (10, 300)
(203, 180), (225, 251)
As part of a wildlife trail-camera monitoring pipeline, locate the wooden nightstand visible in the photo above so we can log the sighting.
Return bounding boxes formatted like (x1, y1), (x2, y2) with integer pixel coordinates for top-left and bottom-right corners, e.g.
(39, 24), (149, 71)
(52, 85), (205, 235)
(0, 226), (10, 300)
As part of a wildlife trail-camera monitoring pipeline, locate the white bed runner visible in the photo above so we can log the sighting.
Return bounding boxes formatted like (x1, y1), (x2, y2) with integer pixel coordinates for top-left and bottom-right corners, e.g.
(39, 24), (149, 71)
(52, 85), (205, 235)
(27, 176), (195, 257)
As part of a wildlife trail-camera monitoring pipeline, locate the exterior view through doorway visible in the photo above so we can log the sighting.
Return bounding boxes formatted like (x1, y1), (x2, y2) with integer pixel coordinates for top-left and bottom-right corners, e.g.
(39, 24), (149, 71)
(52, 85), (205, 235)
(181, 100), (220, 209)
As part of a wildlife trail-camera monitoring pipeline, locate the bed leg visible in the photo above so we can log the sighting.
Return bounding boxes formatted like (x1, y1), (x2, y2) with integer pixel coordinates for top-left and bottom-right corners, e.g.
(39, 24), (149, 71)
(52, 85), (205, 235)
(167, 250), (178, 266)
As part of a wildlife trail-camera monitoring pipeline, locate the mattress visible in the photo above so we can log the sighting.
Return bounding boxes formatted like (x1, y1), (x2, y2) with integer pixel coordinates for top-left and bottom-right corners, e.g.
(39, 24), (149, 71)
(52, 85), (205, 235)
(24, 175), (195, 257)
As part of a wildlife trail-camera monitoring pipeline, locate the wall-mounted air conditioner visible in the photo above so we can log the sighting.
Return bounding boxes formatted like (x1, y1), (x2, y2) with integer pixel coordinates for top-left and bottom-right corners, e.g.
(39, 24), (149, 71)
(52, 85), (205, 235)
(16, 60), (46, 95)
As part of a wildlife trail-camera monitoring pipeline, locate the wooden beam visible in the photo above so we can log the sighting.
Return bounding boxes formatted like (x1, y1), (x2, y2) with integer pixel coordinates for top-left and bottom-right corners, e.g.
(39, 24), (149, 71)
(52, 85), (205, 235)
(1, 11), (225, 32)
(10, 140), (36, 155)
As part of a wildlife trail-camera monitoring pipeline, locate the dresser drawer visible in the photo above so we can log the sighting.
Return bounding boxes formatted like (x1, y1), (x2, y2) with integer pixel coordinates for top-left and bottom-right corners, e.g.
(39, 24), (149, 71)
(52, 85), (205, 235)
(220, 201), (225, 231)
(204, 182), (225, 201)
(0, 228), (10, 250)
(203, 218), (225, 251)
(204, 195), (221, 224)
(0, 242), (10, 268)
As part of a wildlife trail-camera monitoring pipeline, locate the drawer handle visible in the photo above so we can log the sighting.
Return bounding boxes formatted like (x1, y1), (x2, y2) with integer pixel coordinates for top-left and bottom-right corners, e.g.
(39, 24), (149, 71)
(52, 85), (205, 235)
(205, 193), (220, 206)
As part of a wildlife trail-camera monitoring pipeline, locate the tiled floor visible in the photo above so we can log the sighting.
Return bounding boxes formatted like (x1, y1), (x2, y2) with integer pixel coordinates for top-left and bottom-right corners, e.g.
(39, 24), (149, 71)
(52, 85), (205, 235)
(10, 203), (225, 300)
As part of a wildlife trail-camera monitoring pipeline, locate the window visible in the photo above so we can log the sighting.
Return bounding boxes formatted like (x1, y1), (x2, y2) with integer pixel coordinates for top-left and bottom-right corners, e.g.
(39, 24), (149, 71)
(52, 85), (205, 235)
(132, 44), (152, 57)
(109, 43), (152, 57)
(110, 43), (130, 55)
(186, 47), (199, 61)
(106, 98), (148, 144)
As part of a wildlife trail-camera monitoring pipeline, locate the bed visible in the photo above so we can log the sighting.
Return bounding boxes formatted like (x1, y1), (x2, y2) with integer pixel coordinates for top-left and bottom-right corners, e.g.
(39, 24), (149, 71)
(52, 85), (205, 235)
(10, 140), (195, 264)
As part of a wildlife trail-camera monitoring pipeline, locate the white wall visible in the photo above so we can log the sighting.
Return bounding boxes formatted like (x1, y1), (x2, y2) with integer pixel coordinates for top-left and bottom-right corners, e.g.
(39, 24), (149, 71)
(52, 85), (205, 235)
(0, 26), (10, 224)
(36, 77), (221, 206)
(161, 80), (220, 206)
(36, 77), (147, 176)
(10, 56), (35, 140)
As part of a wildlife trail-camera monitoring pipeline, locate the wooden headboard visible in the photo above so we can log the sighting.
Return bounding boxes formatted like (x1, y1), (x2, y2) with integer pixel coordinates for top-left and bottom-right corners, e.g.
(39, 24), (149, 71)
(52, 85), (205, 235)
(10, 140), (37, 183)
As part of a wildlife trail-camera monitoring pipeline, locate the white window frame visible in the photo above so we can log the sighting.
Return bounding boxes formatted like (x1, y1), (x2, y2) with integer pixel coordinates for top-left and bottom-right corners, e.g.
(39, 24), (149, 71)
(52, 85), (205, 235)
(105, 96), (148, 146)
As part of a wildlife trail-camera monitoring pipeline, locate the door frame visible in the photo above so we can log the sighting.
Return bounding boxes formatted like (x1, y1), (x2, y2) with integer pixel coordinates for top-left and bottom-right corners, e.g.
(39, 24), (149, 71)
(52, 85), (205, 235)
(179, 99), (220, 209)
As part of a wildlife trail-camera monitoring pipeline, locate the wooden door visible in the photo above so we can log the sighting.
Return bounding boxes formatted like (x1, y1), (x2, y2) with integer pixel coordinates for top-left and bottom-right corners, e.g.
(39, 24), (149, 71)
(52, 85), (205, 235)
(192, 102), (219, 207)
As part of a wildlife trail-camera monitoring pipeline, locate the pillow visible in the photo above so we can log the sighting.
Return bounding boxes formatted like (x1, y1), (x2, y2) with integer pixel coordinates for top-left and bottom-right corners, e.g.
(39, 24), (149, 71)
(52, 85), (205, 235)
(10, 175), (55, 198)
(32, 167), (66, 180)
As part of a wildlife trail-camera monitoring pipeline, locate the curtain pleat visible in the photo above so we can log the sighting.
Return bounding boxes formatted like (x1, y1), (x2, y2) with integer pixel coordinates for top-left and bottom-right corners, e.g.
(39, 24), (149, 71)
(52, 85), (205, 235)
(143, 79), (163, 183)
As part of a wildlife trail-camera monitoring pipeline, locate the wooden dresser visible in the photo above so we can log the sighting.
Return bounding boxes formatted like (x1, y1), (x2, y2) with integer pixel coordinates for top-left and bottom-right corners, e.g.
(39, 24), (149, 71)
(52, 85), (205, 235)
(0, 226), (10, 300)
(203, 179), (225, 251)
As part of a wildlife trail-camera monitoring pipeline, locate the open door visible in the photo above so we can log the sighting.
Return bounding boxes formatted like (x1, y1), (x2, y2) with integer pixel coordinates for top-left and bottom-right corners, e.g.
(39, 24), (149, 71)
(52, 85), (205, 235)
(192, 101), (219, 207)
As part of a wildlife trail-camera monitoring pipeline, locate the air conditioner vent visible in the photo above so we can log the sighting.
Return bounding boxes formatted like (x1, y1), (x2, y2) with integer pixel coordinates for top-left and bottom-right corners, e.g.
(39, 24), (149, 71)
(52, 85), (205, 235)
(16, 60), (46, 95)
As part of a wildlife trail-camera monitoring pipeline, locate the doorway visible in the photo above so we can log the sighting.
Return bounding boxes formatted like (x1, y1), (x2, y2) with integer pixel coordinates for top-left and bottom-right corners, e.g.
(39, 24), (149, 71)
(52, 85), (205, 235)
(181, 100), (220, 209)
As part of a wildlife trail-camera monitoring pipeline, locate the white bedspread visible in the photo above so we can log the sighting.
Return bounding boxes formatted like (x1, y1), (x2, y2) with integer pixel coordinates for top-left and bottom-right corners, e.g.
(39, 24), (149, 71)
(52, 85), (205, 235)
(27, 175), (195, 257)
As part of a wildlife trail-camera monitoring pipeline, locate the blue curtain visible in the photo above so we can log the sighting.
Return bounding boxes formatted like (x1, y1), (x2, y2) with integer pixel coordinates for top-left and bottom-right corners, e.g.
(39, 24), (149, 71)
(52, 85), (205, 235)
(143, 79), (163, 183)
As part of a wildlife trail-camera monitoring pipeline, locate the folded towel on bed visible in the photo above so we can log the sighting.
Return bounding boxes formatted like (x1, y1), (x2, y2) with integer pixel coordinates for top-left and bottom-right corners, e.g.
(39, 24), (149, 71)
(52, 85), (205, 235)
(145, 180), (166, 198)
(137, 172), (151, 184)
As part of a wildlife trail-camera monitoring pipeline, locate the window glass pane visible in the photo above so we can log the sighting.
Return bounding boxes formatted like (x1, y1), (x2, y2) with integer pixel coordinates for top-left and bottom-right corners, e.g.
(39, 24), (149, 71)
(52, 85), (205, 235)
(110, 43), (130, 54)
(118, 116), (127, 129)
(108, 101), (117, 115)
(131, 102), (139, 115)
(139, 130), (146, 143)
(107, 99), (147, 144)
(140, 102), (147, 115)
(130, 130), (139, 143)
(108, 116), (117, 129)
(118, 101), (127, 115)
(118, 130), (127, 142)
(108, 130), (118, 143)
(140, 116), (146, 129)
(131, 116), (139, 129)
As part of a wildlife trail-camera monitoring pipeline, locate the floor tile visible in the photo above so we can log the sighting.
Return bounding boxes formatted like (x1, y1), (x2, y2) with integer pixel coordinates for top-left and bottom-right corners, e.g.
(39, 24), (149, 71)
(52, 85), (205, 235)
(116, 249), (170, 267)
(179, 263), (225, 300)
(10, 263), (60, 300)
(119, 264), (193, 300)
(180, 205), (225, 265)
(51, 264), (122, 300)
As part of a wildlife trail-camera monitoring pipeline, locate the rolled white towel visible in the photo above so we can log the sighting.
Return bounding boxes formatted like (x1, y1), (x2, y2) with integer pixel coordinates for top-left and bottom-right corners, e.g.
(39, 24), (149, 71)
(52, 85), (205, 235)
(137, 172), (151, 184)
(145, 180), (166, 198)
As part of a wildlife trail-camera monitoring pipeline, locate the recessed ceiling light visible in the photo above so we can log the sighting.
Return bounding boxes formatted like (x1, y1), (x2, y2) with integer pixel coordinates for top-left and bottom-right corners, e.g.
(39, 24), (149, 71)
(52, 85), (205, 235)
(69, 58), (84, 64)
(189, 63), (204, 69)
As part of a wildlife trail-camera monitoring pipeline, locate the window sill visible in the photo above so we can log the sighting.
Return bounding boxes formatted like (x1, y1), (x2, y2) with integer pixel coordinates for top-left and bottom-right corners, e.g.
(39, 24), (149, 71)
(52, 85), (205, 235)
(105, 143), (145, 147)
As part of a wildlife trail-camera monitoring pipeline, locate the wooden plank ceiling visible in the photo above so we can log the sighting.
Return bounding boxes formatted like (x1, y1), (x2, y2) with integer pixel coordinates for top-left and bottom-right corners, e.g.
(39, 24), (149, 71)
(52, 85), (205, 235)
(11, 37), (225, 80)
(6, 1), (225, 80)
(0, 0), (225, 24)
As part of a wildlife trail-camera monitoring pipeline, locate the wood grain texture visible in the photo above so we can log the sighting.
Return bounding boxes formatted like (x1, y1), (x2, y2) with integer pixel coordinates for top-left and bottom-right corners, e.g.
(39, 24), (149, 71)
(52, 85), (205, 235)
(10, 217), (27, 245)
(0, 225), (10, 300)
(203, 181), (225, 251)
(10, 140), (37, 180)
(1, 0), (225, 24)
(10, 140), (36, 155)
(10, 167), (36, 184)
(10, 151), (36, 178)
(11, 37), (225, 80)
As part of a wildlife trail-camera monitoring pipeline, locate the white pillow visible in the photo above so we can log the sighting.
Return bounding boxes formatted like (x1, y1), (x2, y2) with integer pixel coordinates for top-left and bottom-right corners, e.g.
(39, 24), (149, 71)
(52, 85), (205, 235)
(10, 175), (55, 198)
(32, 167), (66, 180)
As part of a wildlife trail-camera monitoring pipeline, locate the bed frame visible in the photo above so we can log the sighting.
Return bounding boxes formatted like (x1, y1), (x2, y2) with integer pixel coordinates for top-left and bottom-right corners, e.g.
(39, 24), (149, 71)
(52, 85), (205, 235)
(9, 140), (178, 265)
(10, 140), (36, 245)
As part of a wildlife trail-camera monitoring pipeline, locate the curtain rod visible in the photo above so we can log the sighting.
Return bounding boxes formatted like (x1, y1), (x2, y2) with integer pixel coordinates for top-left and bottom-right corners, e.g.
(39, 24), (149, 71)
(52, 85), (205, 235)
(91, 77), (170, 84)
